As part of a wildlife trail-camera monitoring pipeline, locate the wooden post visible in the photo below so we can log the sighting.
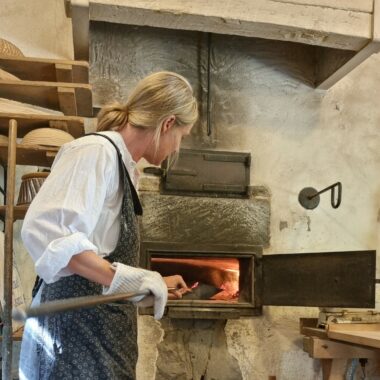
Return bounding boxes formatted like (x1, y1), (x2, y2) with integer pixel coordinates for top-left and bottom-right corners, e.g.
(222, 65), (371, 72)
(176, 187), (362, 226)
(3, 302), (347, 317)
(55, 63), (73, 83)
(2, 119), (17, 380)
(58, 87), (78, 116)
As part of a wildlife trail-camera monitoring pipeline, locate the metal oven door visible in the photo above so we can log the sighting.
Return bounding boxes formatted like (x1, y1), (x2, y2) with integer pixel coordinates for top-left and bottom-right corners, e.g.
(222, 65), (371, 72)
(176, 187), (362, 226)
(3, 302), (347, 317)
(140, 242), (376, 319)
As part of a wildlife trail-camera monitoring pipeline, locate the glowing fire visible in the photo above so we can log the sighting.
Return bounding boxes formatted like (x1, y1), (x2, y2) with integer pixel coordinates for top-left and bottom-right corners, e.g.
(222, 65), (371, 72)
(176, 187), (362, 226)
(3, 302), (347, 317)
(151, 257), (240, 301)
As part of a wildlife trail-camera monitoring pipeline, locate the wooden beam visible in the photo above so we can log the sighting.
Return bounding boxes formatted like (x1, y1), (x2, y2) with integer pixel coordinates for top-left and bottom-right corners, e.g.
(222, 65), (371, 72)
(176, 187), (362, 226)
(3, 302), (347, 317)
(317, 0), (380, 89)
(89, 0), (372, 51)
(67, 0), (89, 61)
(270, 0), (373, 13)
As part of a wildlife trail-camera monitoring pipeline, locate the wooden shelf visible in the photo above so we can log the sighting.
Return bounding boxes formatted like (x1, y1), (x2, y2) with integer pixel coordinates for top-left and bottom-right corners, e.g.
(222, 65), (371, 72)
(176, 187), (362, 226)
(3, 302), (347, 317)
(0, 143), (58, 166)
(0, 55), (89, 83)
(0, 205), (28, 220)
(0, 113), (85, 138)
(0, 327), (24, 342)
(0, 80), (92, 117)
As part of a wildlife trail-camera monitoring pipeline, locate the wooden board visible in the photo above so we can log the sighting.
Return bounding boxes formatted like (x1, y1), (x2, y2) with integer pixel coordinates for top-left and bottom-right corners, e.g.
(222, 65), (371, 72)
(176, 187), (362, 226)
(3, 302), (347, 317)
(327, 323), (380, 349)
(90, 0), (372, 51)
(303, 336), (380, 359)
(0, 143), (58, 166)
(0, 205), (28, 221)
(0, 113), (84, 138)
(0, 81), (92, 117)
(300, 318), (328, 339)
(0, 56), (89, 83)
(0, 327), (23, 342)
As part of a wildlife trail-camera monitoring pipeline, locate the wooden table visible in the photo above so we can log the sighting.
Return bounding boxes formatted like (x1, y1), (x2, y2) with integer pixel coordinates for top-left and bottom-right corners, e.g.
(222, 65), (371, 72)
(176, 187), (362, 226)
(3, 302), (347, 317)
(301, 318), (380, 380)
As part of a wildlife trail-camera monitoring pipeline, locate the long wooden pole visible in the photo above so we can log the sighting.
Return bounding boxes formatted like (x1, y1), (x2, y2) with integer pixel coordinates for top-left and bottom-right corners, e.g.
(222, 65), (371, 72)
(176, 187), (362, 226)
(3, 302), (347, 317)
(2, 119), (17, 379)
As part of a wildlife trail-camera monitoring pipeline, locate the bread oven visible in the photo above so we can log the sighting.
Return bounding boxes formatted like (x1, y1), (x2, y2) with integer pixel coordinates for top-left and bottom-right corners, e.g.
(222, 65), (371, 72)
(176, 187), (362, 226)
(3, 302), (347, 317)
(140, 242), (262, 319)
(140, 242), (376, 319)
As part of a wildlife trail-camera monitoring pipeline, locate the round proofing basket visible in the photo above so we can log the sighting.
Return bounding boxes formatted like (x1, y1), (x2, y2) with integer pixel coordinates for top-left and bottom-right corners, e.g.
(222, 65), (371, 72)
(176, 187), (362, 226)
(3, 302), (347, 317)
(20, 128), (74, 147)
(0, 135), (9, 144)
(0, 38), (24, 57)
(17, 172), (49, 205)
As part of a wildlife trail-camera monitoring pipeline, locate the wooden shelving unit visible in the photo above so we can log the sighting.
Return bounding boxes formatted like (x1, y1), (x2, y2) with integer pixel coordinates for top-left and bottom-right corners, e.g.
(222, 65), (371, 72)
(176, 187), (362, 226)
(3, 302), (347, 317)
(0, 54), (90, 378)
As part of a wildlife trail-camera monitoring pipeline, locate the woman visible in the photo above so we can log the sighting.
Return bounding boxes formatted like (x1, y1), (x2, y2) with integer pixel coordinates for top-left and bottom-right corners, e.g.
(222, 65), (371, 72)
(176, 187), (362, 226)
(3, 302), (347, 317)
(19, 71), (198, 380)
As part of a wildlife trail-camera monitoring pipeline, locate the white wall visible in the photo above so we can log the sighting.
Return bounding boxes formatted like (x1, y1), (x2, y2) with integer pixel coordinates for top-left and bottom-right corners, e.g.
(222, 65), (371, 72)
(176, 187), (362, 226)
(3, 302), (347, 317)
(0, 0), (73, 59)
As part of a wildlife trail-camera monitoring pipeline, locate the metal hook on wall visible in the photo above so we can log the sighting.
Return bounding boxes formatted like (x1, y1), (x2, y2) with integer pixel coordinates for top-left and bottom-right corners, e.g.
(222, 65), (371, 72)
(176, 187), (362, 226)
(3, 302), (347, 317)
(298, 182), (342, 210)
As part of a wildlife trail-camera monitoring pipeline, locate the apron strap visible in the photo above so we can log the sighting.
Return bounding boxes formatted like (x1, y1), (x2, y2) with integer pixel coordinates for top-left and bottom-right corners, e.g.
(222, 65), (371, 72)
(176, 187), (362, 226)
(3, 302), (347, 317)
(86, 133), (143, 216)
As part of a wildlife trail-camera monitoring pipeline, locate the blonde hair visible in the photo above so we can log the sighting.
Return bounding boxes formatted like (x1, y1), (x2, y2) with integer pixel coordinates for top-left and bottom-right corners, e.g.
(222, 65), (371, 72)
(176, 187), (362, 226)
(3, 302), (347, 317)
(97, 72), (198, 147)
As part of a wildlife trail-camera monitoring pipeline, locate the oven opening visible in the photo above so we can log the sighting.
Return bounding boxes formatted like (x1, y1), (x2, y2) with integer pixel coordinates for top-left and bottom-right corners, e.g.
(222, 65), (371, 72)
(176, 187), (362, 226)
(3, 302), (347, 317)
(150, 256), (252, 303)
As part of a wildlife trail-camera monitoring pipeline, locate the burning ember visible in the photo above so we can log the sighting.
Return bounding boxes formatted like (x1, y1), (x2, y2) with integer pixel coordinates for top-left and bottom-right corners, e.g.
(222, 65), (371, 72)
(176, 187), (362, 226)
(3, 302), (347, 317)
(151, 257), (240, 301)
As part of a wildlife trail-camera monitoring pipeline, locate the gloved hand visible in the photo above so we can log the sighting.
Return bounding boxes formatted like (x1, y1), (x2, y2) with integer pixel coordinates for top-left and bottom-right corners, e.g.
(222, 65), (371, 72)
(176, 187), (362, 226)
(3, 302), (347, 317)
(102, 262), (168, 319)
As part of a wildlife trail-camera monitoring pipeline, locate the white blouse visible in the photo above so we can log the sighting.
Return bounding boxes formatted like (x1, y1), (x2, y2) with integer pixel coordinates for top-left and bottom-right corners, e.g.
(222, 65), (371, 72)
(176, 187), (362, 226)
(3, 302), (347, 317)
(21, 131), (138, 284)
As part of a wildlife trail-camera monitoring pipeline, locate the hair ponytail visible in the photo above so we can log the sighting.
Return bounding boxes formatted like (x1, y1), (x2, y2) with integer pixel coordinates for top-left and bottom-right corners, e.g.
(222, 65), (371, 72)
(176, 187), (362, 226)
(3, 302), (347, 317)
(97, 72), (198, 138)
(97, 102), (129, 132)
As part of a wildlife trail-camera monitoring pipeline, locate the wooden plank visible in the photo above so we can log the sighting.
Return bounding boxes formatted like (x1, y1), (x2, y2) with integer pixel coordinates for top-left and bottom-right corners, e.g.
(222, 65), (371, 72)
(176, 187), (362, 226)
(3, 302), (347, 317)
(0, 80), (92, 117)
(269, 0), (373, 13)
(303, 336), (380, 359)
(0, 205), (28, 221)
(0, 113), (84, 138)
(327, 323), (380, 349)
(0, 55), (88, 83)
(90, 0), (372, 51)
(0, 143), (58, 166)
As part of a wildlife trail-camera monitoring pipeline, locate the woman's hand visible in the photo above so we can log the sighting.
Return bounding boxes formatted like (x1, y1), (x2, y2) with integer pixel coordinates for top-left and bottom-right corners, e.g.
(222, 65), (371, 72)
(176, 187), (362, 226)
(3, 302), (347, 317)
(163, 275), (191, 300)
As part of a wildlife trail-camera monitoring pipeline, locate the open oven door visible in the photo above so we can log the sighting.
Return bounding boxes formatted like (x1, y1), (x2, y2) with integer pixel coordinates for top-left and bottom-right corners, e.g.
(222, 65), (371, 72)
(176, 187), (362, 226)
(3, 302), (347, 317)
(257, 250), (376, 308)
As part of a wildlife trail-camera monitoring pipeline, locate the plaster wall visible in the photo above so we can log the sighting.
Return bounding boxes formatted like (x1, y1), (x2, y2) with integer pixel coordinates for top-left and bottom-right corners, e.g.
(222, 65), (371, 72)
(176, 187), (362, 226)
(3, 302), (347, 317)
(1, 2), (380, 380)
(91, 23), (380, 380)
(0, 0), (73, 59)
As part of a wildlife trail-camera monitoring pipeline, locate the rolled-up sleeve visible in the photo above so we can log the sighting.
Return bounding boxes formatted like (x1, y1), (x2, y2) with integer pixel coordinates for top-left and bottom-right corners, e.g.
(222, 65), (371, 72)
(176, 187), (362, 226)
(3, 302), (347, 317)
(21, 142), (116, 284)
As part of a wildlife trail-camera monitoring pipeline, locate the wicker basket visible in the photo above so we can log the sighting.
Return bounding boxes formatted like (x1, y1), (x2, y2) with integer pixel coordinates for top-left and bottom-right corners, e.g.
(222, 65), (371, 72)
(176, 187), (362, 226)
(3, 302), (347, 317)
(20, 128), (74, 147)
(0, 38), (24, 57)
(17, 172), (49, 205)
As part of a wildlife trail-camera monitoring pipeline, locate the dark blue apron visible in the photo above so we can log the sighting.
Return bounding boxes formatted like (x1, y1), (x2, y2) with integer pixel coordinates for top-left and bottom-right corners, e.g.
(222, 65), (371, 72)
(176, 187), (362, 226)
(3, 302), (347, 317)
(33, 133), (142, 379)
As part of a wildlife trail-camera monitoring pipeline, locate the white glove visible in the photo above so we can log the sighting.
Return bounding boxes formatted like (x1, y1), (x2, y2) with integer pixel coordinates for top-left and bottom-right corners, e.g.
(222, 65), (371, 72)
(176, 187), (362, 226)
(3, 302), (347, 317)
(103, 262), (168, 319)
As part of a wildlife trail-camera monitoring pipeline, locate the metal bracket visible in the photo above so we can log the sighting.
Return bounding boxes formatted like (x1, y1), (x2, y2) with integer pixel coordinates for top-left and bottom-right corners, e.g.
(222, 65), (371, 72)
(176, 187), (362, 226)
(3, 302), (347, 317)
(298, 182), (342, 210)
